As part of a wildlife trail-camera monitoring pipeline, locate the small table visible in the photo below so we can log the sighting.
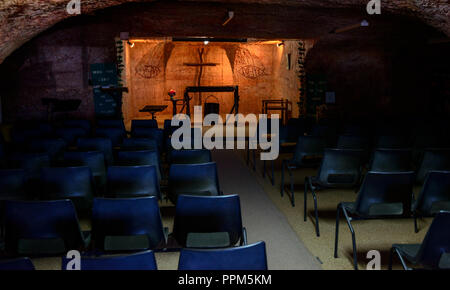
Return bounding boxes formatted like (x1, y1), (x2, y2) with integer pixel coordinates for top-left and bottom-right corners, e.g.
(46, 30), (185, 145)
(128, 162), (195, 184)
(139, 105), (168, 120)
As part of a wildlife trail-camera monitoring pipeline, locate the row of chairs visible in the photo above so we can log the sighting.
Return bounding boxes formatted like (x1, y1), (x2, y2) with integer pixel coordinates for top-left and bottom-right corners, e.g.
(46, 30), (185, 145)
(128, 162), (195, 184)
(251, 119), (450, 270)
(0, 160), (220, 209)
(0, 241), (267, 270)
(2, 195), (246, 256)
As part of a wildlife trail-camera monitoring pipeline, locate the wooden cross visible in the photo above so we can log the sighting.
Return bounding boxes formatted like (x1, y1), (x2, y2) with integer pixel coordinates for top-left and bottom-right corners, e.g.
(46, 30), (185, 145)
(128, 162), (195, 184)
(183, 48), (218, 104)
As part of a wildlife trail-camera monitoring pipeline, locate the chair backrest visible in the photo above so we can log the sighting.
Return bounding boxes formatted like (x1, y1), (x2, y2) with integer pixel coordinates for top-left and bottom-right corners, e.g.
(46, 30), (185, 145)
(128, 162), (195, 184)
(27, 138), (66, 162)
(414, 171), (450, 216)
(416, 212), (450, 269)
(316, 149), (364, 187)
(0, 258), (35, 270)
(116, 150), (160, 178)
(121, 138), (158, 152)
(416, 149), (450, 184)
(169, 149), (212, 164)
(0, 169), (27, 200)
(354, 171), (415, 217)
(63, 120), (91, 133)
(95, 128), (126, 147)
(40, 166), (94, 211)
(131, 128), (163, 151)
(63, 151), (106, 189)
(376, 135), (411, 149)
(173, 194), (243, 247)
(168, 162), (220, 204)
(369, 149), (412, 172)
(97, 119), (125, 130)
(337, 135), (369, 150)
(131, 119), (158, 130)
(55, 127), (88, 146)
(4, 200), (85, 255)
(77, 138), (113, 165)
(62, 250), (157, 270)
(178, 241), (267, 270)
(8, 153), (50, 184)
(292, 136), (326, 165)
(106, 165), (160, 198)
(91, 197), (165, 251)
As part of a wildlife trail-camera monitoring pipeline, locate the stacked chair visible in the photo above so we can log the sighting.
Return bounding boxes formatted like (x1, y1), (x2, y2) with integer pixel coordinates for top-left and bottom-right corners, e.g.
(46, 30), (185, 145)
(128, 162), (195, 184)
(0, 118), (267, 271)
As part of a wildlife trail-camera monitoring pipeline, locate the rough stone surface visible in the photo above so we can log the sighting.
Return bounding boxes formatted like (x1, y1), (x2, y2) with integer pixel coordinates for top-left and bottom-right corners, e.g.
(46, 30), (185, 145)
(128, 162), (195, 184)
(0, 0), (448, 63)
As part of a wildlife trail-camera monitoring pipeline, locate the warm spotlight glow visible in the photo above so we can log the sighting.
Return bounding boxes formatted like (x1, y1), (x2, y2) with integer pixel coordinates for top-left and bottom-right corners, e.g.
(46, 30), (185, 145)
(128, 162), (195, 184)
(204, 40), (209, 45)
(277, 41), (285, 47)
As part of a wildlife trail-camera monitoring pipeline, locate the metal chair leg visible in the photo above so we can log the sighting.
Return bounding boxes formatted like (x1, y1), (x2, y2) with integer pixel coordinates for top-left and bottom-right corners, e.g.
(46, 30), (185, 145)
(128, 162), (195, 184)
(414, 215), (419, 233)
(334, 204), (341, 258)
(281, 160), (285, 197)
(263, 160), (266, 178)
(388, 247), (394, 270)
(270, 160), (275, 185)
(311, 188), (320, 237)
(289, 167), (295, 207)
(342, 207), (358, 270)
(304, 177), (308, 222)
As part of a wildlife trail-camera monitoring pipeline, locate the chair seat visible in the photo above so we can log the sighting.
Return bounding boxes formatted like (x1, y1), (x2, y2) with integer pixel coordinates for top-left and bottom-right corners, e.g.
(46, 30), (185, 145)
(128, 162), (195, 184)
(104, 235), (149, 251)
(342, 202), (405, 217)
(186, 232), (231, 248)
(392, 244), (421, 263)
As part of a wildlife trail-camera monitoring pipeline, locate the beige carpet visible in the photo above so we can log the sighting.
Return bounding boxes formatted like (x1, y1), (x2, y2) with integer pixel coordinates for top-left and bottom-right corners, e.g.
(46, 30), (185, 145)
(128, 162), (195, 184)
(240, 150), (430, 270)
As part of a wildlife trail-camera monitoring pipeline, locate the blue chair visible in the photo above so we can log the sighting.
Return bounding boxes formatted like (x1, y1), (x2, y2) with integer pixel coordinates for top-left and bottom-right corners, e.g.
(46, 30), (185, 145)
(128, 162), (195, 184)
(8, 153), (50, 195)
(0, 258), (35, 270)
(334, 171), (415, 270)
(77, 138), (113, 166)
(4, 200), (89, 255)
(106, 166), (161, 198)
(337, 135), (369, 150)
(62, 250), (157, 270)
(0, 169), (27, 200)
(97, 119), (125, 131)
(63, 151), (107, 192)
(389, 211), (450, 270)
(376, 135), (411, 149)
(40, 167), (94, 212)
(178, 241), (267, 270)
(131, 119), (158, 130)
(63, 120), (91, 133)
(27, 138), (66, 162)
(95, 127), (126, 147)
(121, 138), (158, 152)
(116, 150), (161, 181)
(413, 171), (450, 232)
(369, 149), (412, 172)
(55, 127), (88, 146)
(416, 149), (450, 184)
(11, 123), (53, 144)
(91, 197), (167, 252)
(168, 162), (220, 204)
(302, 149), (365, 236)
(131, 128), (164, 152)
(163, 119), (180, 138)
(169, 149), (212, 164)
(172, 194), (246, 248)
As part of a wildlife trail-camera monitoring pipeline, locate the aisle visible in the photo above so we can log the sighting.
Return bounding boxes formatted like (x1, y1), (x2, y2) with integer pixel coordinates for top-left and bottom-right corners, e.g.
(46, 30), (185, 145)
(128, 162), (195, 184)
(212, 150), (321, 270)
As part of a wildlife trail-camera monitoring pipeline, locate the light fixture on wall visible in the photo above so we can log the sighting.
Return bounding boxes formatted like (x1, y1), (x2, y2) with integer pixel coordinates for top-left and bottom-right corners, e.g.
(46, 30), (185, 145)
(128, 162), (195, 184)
(277, 41), (285, 47)
(203, 40), (209, 45)
(127, 41), (135, 48)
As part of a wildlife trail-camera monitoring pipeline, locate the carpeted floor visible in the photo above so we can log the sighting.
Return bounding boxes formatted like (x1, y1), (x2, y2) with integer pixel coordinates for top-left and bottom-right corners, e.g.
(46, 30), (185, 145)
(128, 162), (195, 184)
(240, 150), (431, 270)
